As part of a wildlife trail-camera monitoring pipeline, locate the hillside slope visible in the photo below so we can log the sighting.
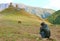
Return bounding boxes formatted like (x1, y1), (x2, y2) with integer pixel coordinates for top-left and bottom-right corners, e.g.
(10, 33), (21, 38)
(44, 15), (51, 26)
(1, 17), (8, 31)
(47, 10), (60, 24)
(0, 7), (59, 41)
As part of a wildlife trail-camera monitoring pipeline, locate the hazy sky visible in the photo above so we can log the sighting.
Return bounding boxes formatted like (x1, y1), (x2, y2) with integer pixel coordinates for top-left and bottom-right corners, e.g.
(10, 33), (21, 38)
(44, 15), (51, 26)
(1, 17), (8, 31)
(0, 0), (60, 10)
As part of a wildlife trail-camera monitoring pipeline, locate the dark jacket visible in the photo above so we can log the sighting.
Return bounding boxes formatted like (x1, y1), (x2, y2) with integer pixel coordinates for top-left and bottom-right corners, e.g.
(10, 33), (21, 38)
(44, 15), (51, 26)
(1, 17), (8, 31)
(40, 24), (51, 38)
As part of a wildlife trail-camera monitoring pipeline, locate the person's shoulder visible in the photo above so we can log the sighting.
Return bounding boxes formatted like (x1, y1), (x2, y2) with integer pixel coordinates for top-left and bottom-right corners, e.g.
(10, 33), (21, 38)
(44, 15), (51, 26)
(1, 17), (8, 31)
(45, 24), (48, 27)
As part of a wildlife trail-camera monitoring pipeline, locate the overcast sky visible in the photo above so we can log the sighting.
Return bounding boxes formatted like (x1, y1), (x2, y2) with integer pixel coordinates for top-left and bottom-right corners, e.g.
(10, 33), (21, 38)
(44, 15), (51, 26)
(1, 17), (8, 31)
(0, 0), (60, 10)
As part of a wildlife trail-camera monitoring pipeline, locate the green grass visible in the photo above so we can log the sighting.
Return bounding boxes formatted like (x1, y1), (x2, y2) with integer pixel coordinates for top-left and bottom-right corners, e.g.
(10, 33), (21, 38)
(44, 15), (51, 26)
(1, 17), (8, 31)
(0, 12), (58, 41)
(0, 13), (59, 41)
(0, 5), (57, 41)
(0, 13), (41, 41)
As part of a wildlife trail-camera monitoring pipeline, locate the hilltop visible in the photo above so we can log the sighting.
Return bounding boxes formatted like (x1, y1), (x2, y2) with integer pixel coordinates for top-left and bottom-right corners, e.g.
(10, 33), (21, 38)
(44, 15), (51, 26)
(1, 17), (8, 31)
(0, 3), (55, 19)
(0, 3), (42, 21)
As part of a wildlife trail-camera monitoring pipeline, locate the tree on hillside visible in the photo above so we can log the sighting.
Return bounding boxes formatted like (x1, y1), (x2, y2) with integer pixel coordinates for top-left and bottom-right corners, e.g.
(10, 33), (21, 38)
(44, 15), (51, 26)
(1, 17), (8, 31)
(54, 16), (60, 24)
(47, 10), (60, 24)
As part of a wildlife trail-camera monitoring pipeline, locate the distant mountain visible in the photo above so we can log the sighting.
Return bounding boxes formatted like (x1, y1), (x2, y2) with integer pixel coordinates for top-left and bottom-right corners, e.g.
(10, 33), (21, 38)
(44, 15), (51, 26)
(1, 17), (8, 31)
(0, 3), (8, 11)
(0, 3), (55, 19)
(47, 10), (60, 24)
(25, 7), (55, 19)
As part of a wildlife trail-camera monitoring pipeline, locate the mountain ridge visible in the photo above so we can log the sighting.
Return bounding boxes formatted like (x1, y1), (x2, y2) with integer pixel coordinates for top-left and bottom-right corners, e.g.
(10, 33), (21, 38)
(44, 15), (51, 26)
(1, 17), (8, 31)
(0, 3), (55, 19)
(0, 4), (42, 22)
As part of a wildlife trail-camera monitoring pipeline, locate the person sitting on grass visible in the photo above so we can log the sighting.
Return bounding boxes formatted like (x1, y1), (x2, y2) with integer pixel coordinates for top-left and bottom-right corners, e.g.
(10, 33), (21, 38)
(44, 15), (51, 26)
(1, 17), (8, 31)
(40, 22), (51, 39)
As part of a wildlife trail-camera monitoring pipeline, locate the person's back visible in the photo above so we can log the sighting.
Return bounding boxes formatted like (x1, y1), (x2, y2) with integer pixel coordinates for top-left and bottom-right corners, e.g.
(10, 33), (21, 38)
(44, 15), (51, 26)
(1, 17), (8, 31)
(40, 22), (51, 39)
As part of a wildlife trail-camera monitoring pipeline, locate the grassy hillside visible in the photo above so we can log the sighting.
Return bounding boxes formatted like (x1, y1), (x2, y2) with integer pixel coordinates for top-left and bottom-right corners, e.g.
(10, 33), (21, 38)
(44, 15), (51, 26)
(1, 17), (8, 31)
(0, 14), (40, 41)
(0, 6), (41, 41)
(0, 14), (58, 41)
(0, 5), (59, 41)
(47, 10), (60, 24)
